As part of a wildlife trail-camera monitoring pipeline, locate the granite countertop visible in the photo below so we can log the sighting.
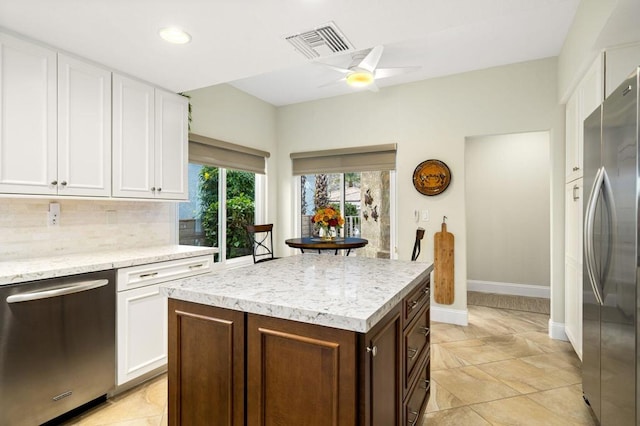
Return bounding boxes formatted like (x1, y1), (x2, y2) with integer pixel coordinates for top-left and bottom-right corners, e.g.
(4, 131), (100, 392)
(0, 245), (218, 286)
(161, 255), (433, 333)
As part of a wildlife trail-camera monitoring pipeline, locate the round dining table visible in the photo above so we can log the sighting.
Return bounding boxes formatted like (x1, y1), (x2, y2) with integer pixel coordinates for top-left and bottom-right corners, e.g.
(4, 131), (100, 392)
(285, 237), (368, 256)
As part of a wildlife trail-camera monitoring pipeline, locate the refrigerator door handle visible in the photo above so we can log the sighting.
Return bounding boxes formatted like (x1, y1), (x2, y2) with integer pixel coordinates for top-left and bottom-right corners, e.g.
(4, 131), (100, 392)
(584, 166), (605, 306)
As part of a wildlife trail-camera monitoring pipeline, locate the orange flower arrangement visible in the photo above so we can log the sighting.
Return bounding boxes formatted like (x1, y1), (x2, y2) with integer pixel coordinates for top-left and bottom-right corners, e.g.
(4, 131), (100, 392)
(312, 206), (345, 235)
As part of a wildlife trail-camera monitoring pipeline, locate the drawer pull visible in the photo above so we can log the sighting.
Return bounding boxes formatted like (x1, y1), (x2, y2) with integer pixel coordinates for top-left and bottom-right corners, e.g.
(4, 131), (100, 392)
(407, 347), (418, 359)
(139, 272), (159, 279)
(419, 326), (430, 337)
(188, 263), (204, 269)
(573, 166), (580, 171)
(421, 379), (430, 390)
(366, 346), (378, 357)
(408, 288), (430, 311)
(407, 409), (420, 426)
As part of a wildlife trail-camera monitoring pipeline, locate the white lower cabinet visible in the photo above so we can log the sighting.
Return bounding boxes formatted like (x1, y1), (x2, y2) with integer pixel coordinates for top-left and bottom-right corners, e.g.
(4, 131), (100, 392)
(564, 179), (583, 359)
(116, 255), (214, 386)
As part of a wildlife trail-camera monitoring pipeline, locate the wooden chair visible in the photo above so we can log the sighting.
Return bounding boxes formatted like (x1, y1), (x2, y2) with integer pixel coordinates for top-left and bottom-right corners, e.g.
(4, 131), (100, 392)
(247, 224), (277, 263)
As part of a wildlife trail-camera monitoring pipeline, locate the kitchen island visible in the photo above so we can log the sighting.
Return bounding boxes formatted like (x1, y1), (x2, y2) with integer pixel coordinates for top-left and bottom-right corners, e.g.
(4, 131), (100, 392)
(161, 255), (433, 426)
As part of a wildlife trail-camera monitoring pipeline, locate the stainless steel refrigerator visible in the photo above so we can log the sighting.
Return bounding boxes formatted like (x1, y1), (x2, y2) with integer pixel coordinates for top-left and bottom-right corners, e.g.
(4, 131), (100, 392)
(583, 66), (639, 425)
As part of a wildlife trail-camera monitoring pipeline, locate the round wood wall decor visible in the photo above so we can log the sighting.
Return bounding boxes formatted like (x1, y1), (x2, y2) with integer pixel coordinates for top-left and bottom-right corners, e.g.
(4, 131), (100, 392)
(412, 159), (452, 196)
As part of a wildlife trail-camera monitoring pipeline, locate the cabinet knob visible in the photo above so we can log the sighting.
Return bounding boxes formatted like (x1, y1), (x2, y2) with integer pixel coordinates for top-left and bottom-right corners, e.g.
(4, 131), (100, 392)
(366, 346), (378, 357)
(573, 166), (580, 171)
(51, 180), (58, 186)
(151, 187), (156, 192)
(60, 181), (67, 187)
(157, 187), (162, 192)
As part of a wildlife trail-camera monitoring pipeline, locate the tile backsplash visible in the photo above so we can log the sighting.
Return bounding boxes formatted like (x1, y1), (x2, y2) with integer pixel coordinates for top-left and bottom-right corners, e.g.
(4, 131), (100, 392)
(0, 199), (175, 260)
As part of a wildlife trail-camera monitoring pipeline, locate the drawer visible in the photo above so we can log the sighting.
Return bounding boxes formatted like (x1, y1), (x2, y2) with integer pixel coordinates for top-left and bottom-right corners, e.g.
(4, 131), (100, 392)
(402, 276), (430, 326)
(117, 255), (213, 291)
(404, 305), (430, 392)
(403, 358), (430, 426)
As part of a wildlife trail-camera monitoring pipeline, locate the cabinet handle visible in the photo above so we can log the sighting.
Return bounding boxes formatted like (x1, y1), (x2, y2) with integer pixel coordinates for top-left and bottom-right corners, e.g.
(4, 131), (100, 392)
(409, 289), (429, 311)
(139, 272), (159, 279)
(188, 263), (204, 269)
(573, 184), (580, 201)
(60, 181), (67, 187)
(407, 410), (420, 426)
(421, 379), (430, 390)
(151, 187), (156, 192)
(51, 180), (58, 186)
(366, 346), (378, 357)
(407, 347), (418, 359)
(419, 326), (430, 337)
(573, 166), (580, 171)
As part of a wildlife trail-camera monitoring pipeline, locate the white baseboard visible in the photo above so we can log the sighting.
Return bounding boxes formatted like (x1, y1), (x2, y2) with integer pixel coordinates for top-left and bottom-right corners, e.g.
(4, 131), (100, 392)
(468, 280), (550, 299)
(548, 319), (568, 341)
(431, 306), (468, 326)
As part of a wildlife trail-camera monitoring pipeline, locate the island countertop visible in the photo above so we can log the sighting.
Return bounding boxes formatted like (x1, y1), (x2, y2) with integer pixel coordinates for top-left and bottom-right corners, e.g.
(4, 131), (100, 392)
(161, 255), (433, 333)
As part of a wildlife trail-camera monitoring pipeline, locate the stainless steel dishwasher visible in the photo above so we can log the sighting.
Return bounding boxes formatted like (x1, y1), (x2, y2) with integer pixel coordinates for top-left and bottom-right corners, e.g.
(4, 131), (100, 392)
(0, 270), (115, 425)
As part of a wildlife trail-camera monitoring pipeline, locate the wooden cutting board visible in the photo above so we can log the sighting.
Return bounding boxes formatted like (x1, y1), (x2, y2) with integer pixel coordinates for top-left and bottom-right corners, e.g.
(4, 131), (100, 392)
(434, 221), (454, 304)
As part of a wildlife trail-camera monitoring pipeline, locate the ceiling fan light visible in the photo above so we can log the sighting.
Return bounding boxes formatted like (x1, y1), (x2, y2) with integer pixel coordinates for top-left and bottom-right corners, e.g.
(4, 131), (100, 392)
(346, 70), (374, 87)
(159, 27), (192, 44)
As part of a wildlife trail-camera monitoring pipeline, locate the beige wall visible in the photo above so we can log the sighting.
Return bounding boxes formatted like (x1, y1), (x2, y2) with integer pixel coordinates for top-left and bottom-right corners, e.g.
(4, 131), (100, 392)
(276, 57), (563, 319)
(185, 84), (279, 222)
(465, 131), (550, 287)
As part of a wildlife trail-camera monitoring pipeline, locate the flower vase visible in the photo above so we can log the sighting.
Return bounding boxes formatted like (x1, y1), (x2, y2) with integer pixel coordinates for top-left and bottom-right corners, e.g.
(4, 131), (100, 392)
(320, 226), (336, 241)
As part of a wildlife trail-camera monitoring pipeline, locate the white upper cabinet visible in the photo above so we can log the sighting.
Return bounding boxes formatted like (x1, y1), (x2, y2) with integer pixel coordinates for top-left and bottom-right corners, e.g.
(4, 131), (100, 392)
(112, 74), (155, 198)
(0, 33), (57, 195)
(58, 54), (111, 196)
(154, 89), (188, 200)
(112, 74), (187, 200)
(565, 54), (603, 183)
(605, 43), (640, 99)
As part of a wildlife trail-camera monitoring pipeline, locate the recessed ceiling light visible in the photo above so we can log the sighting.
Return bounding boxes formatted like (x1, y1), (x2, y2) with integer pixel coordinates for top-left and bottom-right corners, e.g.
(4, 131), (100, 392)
(159, 27), (191, 44)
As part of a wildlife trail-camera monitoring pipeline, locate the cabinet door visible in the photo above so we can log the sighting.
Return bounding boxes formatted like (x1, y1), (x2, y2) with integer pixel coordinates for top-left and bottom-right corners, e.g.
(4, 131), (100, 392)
(117, 283), (167, 385)
(565, 90), (580, 183)
(154, 89), (188, 200)
(0, 33), (57, 195)
(112, 74), (155, 198)
(168, 300), (244, 426)
(247, 314), (357, 426)
(564, 180), (583, 359)
(58, 54), (111, 196)
(605, 43), (640, 99)
(363, 310), (401, 426)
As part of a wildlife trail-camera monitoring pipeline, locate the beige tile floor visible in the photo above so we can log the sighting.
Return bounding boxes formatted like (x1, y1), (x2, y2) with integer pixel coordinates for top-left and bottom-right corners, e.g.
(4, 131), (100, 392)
(60, 305), (597, 425)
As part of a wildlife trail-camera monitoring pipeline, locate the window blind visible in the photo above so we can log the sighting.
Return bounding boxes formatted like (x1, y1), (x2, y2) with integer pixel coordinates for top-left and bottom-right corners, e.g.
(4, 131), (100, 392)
(189, 133), (270, 174)
(290, 143), (397, 175)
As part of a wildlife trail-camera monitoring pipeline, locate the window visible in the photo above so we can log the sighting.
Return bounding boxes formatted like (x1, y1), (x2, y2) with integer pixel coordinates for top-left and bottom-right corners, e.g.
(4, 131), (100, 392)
(179, 164), (258, 263)
(179, 134), (269, 265)
(300, 171), (392, 258)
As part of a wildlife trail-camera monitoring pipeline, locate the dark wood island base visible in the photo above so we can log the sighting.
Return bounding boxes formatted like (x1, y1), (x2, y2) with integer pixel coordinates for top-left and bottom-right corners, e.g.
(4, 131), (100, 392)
(167, 273), (431, 426)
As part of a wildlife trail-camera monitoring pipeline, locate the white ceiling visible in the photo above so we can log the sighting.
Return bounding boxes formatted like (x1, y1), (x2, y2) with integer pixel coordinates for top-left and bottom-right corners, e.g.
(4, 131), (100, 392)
(0, 0), (582, 106)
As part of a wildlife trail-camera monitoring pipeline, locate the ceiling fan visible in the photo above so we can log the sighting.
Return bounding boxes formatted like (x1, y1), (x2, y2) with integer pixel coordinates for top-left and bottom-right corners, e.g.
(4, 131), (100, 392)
(318, 45), (419, 92)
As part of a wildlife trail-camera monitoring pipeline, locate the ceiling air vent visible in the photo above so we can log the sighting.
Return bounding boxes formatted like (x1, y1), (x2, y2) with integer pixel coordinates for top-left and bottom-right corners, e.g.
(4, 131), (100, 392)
(286, 21), (354, 59)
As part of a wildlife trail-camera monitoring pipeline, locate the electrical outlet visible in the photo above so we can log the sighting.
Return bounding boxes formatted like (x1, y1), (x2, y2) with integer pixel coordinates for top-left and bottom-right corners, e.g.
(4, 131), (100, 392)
(48, 202), (60, 226)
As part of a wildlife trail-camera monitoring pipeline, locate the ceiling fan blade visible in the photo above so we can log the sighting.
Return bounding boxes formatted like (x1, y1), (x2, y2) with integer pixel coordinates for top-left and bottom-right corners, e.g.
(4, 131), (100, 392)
(316, 62), (352, 74)
(374, 66), (420, 80)
(318, 77), (347, 88)
(367, 82), (379, 93)
(358, 45), (384, 73)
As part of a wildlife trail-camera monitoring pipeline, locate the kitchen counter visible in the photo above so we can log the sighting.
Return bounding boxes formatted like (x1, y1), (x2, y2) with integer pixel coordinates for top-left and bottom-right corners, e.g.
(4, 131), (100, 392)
(161, 255), (433, 333)
(0, 245), (217, 285)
